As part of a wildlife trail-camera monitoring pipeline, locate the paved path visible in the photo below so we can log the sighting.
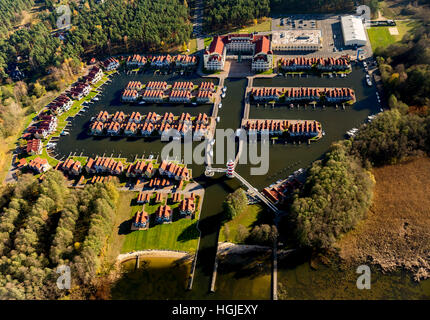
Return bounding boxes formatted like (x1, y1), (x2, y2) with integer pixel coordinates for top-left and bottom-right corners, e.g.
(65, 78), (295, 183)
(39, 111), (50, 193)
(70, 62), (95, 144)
(194, 0), (205, 51)
(243, 77), (253, 121)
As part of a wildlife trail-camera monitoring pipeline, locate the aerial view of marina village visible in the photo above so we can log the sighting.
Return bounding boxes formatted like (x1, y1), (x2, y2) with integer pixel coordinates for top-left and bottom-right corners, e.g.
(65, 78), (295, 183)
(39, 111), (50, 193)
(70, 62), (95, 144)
(0, 0), (429, 307)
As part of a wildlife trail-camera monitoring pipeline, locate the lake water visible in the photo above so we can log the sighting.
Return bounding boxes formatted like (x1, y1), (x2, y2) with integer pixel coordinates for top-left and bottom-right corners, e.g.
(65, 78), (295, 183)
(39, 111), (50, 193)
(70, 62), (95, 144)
(53, 66), (429, 299)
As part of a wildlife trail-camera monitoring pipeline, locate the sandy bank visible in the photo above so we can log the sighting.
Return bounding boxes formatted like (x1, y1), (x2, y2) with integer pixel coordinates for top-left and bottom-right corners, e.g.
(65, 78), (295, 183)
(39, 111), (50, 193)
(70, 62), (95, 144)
(217, 242), (272, 256)
(117, 250), (194, 263)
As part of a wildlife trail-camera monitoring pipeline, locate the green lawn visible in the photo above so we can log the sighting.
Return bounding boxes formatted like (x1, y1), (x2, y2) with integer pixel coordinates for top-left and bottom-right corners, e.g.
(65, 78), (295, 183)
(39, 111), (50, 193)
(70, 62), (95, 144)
(204, 37), (213, 48)
(219, 204), (265, 243)
(368, 20), (418, 50)
(255, 68), (274, 75)
(368, 27), (396, 50)
(187, 38), (198, 54)
(231, 18), (272, 34)
(121, 192), (200, 253)
(395, 20), (420, 40)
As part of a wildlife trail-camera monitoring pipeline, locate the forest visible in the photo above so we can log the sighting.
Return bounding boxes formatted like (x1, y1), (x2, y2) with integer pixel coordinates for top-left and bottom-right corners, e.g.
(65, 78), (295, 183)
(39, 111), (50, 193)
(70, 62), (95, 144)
(270, 0), (355, 13)
(290, 107), (430, 250)
(0, 0), (35, 39)
(290, 141), (375, 249)
(204, 0), (270, 32)
(374, 17), (430, 108)
(0, 171), (119, 299)
(0, 0), (192, 181)
(0, 0), (192, 80)
(204, 0), (380, 33)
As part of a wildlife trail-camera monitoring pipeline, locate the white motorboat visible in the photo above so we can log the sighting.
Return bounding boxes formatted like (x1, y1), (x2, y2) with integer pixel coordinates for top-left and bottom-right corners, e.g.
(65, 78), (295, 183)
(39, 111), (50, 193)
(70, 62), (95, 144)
(366, 75), (372, 86)
(346, 128), (359, 137)
(218, 103), (222, 109)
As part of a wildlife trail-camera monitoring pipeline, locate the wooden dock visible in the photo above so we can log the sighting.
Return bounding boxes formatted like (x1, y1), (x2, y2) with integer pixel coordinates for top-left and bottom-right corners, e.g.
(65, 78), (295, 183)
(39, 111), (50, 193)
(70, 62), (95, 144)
(272, 241), (278, 300)
(210, 238), (220, 293)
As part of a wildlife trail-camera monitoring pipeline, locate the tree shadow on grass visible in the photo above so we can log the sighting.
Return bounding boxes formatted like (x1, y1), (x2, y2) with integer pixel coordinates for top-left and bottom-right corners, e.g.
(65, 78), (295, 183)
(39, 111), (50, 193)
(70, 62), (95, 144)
(177, 221), (200, 242)
(118, 219), (133, 235)
(250, 206), (274, 229)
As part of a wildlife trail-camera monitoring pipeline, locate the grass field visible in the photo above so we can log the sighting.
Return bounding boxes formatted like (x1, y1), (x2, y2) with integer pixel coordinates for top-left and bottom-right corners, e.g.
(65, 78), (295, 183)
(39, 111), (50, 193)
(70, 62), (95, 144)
(368, 27), (396, 50)
(368, 20), (419, 50)
(219, 204), (265, 243)
(187, 38), (198, 54)
(120, 192), (200, 253)
(204, 37), (213, 48)
(232, 18), (272, 34)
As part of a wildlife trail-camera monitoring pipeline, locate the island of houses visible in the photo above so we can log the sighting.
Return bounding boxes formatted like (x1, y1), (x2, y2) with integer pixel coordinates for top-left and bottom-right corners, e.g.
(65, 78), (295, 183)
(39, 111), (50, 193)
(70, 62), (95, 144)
(242, 119), (323, 140)
(125, 53), (198, 70)
(121, 80), (216, 104)
(89, 111), (212, 141)
(251, 87), (356, 104)
(278, 56), (351, 73)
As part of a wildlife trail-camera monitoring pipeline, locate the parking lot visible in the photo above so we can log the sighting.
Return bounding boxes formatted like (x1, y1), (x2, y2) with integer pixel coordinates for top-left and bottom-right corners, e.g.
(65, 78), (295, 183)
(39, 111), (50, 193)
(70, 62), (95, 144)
(271, 14), (373, 59)
(272, 16), (319, 31)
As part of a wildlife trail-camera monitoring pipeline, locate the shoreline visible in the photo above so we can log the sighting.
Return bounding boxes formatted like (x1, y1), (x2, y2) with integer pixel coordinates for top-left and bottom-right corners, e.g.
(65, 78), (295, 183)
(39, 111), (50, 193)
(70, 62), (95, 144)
(217, 242), (272, 257)
(116, 249), (194, 264)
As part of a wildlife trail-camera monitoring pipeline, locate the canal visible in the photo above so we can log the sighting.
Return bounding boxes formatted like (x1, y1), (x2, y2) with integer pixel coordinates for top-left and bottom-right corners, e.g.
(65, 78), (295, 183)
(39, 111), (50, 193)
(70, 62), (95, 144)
(55, 67), (429, 299)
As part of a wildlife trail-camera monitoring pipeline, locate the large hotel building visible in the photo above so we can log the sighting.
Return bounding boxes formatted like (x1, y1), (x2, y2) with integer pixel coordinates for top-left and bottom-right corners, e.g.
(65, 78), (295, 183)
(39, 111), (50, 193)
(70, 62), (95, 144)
(203, 34), (273, 72)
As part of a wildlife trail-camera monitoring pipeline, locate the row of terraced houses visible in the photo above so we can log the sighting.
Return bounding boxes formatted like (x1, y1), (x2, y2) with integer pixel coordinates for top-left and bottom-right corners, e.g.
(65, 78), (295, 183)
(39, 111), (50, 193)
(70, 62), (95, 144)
(251, 87), (356, 103)
(279, 56), (351, 72)
(20, 62), (107, 162)
(125, 54), (197, 69)
(122, 80), (215, 104)
(243, 119), (322, 138)
(89, 111), (211, 139)
(70, 66), (104, 100)
(53, 157), (191, 181)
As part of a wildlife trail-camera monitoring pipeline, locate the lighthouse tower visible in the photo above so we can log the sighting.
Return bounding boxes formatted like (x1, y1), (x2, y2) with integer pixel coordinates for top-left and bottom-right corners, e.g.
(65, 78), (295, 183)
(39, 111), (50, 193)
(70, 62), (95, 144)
(226, 160), (235, 178)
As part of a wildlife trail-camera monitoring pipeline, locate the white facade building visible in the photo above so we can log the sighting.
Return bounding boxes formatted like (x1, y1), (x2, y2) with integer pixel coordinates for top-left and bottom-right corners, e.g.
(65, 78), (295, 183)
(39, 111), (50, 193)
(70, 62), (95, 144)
(204, 34), (273, 72)
(341, 15), (367, 47)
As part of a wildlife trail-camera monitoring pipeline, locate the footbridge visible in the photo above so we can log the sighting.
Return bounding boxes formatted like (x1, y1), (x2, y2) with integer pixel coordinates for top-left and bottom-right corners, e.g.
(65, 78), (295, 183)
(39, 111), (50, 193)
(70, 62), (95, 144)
(204, 165), (281, 215)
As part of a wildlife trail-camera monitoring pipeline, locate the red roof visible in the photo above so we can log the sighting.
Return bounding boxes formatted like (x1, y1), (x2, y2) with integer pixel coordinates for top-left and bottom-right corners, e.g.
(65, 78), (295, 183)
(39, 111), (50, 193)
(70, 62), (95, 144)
(255, 36), (270, 54)
(208, 36), (224, 55)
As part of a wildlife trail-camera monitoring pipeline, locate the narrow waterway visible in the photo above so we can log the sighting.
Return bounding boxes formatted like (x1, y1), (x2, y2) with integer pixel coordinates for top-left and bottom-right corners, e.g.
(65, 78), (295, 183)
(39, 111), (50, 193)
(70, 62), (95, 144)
(55, 67), (429, 299)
